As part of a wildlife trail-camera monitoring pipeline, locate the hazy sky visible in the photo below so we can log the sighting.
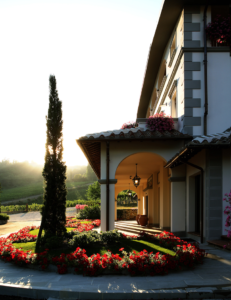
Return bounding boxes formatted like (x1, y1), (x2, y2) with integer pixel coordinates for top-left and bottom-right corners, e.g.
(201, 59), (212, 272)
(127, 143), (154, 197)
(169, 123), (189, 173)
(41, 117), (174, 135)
(0, 0), (162, 166)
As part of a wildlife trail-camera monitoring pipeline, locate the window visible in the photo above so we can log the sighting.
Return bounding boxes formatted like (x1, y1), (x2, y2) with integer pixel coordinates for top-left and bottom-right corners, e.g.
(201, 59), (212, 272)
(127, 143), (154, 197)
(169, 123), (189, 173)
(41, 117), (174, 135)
(171, 90), (177, 118)
(170, 35), (176, 58)
(168, 33), (177, 68)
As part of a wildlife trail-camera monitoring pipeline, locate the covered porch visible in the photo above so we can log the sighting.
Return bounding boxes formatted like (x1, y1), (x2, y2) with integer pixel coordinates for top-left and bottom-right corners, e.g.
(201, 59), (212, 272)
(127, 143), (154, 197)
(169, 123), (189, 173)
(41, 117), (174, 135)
(76, 122), (192, 235)
(114, 152), (171, 231)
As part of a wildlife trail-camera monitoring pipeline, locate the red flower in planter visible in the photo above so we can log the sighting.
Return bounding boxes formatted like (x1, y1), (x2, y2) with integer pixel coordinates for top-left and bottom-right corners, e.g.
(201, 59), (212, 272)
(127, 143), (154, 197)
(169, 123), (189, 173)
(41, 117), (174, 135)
(146, 113), (174, 132)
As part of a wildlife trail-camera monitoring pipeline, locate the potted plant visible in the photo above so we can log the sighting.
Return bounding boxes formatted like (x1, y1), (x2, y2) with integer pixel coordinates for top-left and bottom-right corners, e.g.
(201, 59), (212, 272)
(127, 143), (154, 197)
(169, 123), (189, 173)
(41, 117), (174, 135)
(146, 112), (174, 132)
(121, 121), (138, 129)
(206, 15), (231, 47)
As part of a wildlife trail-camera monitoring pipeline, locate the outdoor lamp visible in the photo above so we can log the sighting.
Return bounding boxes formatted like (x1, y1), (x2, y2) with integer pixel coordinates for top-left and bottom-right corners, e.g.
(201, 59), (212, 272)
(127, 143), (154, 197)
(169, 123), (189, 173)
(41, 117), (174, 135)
(132, 163), (141, 188)
(128, 183), (132, 196)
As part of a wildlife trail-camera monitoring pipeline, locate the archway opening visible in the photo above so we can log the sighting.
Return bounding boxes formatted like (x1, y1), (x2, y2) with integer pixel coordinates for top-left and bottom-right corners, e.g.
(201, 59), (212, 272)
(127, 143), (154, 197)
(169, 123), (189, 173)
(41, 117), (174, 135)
(116, 189), (138, 221)
(115, 152), (170, 230)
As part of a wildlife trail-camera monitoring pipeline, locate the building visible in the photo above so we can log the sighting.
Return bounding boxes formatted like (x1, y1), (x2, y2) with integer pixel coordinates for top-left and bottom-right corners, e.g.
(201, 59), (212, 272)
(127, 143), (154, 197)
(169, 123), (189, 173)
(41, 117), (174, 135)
(77, 0), (231, 243)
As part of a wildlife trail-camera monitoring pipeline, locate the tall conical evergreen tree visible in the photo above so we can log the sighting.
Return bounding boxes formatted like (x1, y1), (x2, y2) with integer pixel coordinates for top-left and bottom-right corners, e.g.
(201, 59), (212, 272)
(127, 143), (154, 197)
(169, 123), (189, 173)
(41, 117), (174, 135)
(37, 75), (67, 243)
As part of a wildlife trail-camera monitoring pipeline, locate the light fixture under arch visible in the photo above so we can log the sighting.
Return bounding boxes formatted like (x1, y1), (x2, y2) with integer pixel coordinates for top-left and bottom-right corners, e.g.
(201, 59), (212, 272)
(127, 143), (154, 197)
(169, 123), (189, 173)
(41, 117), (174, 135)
(132, 163), (141, 188)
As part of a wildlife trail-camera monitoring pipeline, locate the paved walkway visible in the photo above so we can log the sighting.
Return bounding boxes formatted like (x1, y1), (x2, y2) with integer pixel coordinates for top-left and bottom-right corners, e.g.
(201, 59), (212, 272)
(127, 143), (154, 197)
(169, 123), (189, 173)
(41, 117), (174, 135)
(0, 212), (231, 299)
(0, 208), (77, 236)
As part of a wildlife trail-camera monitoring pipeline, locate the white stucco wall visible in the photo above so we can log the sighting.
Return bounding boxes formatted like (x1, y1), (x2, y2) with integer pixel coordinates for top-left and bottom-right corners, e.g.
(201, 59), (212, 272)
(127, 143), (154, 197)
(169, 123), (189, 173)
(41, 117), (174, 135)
(100, 141), (185, 180)
(192, 6), (212, 47)
(149, 12), (183, 117)
(207, 52), (231, 134)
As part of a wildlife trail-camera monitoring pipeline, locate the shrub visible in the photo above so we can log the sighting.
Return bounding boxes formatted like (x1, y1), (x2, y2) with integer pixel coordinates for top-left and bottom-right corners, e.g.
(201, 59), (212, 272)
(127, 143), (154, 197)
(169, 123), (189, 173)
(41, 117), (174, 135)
(68, 230), (123, 248)
(101, 230), (123, 244)
(68, 231), (101, 248)
(37, 233), (64, 249)
(223, 190), (231, 238)
(76, 205), (100, 219)
(0, 213), (9, 220)
(146, 112), (174, 132)
(86, 181), (100, 200)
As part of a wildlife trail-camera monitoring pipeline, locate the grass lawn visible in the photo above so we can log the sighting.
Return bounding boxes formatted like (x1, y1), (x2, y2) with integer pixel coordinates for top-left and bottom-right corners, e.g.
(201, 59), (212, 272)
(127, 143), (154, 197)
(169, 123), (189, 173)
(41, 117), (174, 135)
(1, 181), (93, 202)
(13, 228), (176, 258)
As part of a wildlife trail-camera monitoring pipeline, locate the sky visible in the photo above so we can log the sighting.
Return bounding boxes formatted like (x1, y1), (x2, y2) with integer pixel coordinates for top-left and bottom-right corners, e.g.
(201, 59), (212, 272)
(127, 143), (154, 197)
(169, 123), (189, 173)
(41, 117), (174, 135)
(0, 0), (162, 166)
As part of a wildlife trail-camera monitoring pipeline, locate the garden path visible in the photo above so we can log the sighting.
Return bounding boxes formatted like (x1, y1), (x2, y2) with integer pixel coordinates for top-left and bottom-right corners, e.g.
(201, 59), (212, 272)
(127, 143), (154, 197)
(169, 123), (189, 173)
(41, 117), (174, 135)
(0, 208), (99, 236)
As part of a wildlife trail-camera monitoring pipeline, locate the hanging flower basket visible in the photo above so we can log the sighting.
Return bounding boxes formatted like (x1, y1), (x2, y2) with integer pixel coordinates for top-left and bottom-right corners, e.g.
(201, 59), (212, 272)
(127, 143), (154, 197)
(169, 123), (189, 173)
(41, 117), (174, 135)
(206, 15), (231, 47)
(146, 113), (174, 132)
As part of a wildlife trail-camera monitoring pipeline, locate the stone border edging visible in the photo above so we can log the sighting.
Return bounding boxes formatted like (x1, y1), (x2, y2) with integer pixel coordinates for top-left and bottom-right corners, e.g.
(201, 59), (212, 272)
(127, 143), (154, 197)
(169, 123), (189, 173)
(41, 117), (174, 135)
(0, 283), (230, 299)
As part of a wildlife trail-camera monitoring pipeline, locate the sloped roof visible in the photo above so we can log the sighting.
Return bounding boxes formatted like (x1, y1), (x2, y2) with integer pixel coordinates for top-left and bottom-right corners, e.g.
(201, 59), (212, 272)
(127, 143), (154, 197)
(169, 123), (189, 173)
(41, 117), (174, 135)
(165, 131), (231, 168)
(77, 127), (192, 178)
(78, 126), (192, 141)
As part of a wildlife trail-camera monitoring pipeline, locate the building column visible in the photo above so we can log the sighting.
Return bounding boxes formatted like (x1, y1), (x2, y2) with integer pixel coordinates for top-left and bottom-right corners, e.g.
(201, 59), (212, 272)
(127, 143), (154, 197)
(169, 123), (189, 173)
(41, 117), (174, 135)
(169, 165), (186, 235)
(159, 162), (170, 229)
(115, 199), (117, 221)
(99, 180), (117, 232)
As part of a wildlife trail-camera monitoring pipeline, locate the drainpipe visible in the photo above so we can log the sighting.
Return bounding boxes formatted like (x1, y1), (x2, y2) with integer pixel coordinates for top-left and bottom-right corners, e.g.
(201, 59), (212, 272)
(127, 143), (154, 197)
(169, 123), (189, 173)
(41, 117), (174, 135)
(106, 142), (110, 231)
(180, 160), (204, 244)
(203, 2), (209, 135)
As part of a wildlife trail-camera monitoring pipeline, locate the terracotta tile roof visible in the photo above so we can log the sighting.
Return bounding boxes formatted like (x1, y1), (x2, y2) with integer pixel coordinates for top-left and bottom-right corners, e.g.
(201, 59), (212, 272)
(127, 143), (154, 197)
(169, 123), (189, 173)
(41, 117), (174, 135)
(165, 130), (231, 169)
(78, 126), (192, 141)
(187, 132), (231, 145)
(77, 126), (192, 178)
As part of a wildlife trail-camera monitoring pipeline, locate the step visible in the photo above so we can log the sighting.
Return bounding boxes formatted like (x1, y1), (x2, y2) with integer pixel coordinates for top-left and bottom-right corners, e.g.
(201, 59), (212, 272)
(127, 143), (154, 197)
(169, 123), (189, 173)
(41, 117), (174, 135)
(115, 224), (162, 233)
(115, 226), (140, 236)
(221, 235), (231, 241)
(207, 239), (231, 250)
(115, 225), (162, 236)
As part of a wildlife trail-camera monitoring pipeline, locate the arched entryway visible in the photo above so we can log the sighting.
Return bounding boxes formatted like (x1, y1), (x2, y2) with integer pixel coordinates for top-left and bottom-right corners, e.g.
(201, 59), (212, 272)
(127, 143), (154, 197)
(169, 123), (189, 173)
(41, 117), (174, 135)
(114, 152), (171, 230)
(115, 189), (138, 221)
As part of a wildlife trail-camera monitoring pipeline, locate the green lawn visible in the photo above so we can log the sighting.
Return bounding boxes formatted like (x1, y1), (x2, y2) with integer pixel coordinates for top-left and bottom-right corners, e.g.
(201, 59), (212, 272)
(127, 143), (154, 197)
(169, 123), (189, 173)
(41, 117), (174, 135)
(1, 181), (93, 202)
(13, 228), (176, 258)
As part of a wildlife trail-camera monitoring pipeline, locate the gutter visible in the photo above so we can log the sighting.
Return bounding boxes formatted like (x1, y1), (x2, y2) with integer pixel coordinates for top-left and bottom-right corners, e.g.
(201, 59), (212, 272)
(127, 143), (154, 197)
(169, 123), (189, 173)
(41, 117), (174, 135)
(106, 142), (110, 231)
(203, 2), (209, 135)
(180, 160), (204, 244)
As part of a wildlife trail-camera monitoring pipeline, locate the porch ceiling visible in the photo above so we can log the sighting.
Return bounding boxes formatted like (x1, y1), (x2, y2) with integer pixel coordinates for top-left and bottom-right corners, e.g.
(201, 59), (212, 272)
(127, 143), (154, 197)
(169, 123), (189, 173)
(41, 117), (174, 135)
(115, 153), (162, 185)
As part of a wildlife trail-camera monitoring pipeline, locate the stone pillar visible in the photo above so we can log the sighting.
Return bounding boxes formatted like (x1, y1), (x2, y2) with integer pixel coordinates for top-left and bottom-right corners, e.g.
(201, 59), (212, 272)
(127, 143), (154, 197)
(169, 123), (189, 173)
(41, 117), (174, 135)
(159, 162), (170, 229)
(170, 165), (186, 235)
(100, 184), (107, 231)
(114, 199), (117, 221)
(99, 180), (117, 231)
(109, 183), (115, 230)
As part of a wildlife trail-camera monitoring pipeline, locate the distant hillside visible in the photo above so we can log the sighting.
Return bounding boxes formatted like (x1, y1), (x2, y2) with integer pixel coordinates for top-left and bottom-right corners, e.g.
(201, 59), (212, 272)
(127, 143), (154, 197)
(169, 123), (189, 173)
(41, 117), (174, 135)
(0, 160), (96, 191)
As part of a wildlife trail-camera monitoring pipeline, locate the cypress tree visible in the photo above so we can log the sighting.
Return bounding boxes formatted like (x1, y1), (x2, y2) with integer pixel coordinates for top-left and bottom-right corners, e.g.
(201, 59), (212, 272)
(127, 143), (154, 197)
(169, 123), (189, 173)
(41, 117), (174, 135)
(37, 75), (67, 244)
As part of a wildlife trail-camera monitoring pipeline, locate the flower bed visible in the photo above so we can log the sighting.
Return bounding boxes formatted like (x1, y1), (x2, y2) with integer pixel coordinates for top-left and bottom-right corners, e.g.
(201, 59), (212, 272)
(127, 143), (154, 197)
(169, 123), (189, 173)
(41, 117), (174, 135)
(0, 225), (205, 276)
(66, 217), (100, 229)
